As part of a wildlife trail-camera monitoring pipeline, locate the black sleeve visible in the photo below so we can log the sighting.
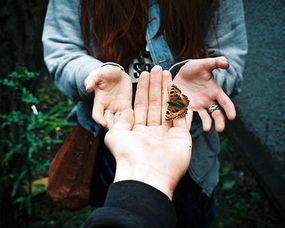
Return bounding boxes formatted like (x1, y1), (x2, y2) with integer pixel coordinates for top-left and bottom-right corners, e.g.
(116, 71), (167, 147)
(84, 180), (177, 228)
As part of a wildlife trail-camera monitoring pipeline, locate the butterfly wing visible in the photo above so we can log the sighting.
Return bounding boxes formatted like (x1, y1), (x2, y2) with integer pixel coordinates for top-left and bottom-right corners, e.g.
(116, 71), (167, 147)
(165, 104), (188, 121)
(180, 93), (190, 107)
(165, 85), (189, 121)
(169, 85), (182, 101)
(169, 85), (189, 106)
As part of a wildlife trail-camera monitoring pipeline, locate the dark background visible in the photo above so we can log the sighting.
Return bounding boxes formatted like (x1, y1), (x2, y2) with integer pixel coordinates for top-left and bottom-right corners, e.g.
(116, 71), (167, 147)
(232, 0), (285, 218)
(0, 0), (284, 227)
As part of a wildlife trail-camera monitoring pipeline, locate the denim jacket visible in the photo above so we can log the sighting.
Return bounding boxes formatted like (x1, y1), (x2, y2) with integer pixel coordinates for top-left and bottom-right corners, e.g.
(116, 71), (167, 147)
(42, 0), (247, 196)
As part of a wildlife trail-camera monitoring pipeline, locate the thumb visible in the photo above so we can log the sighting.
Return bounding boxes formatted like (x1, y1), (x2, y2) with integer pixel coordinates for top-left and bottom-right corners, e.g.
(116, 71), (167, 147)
(84, 70), (101, 93)
(112, 109), (134, 131)
(202, 56), (229, 72)
(104, 109), (134, 153)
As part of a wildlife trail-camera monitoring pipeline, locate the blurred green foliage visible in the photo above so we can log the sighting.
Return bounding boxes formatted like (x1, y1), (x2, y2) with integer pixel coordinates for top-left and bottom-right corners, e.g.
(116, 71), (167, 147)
(0, 66), (73, 219)
(212, 134), (283, 228)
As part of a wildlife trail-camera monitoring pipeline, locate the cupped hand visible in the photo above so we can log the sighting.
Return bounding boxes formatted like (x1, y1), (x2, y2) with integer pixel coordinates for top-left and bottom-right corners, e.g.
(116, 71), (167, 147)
(173, 57), (236, 132)
(105, 66), (193, 199)
(84, 65), (132, 129)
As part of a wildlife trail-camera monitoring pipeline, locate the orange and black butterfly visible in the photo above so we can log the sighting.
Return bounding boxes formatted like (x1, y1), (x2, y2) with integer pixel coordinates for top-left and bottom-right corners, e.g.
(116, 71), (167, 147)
(165, 85), (189, 121)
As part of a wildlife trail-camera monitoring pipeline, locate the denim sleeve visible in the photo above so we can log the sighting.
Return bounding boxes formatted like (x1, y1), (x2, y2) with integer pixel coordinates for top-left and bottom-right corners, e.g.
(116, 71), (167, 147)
(42, 0), (103, 101)
(206, 0), (248, 96)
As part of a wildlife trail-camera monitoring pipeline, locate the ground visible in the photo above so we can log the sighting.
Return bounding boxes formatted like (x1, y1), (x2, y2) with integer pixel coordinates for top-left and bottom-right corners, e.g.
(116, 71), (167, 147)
(211, 134), (284, 228)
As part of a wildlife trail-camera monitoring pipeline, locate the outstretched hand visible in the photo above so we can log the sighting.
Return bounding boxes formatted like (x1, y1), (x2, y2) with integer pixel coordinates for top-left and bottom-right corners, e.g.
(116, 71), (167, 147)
(173, 57), (236, 132)
(105, 66), (193, 199)
(84, 65), (132, 129)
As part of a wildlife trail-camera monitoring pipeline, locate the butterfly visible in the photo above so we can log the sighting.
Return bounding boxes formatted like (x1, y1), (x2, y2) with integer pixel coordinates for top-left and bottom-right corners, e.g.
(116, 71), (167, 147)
(165, 85), (189, 121)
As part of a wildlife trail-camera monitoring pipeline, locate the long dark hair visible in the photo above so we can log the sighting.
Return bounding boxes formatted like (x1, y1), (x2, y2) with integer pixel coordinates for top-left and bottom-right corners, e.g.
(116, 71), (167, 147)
(80, 0), (213, 67)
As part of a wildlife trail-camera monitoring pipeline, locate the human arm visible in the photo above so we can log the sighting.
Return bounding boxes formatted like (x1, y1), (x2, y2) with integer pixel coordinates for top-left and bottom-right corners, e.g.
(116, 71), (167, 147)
(172, 0), (247, 132)
(42, 0), (133, 128)
(172, 57), (236, 132)
(84, 65), (132, 129)
(207, 0), (248, 96)
(106, 66), (192, 199)
(84, 181), (177, 228)
(85, 66), (192, 227)
(42, 0), (103, 101)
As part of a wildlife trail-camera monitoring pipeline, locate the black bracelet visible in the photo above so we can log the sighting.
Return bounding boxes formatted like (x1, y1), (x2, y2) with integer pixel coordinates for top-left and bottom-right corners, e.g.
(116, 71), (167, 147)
(169, 59), (191, 78)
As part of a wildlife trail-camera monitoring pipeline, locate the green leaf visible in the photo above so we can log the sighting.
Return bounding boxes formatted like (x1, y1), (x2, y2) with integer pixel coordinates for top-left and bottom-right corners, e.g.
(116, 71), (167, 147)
(9, 65), (39, 80)
(221, 166), (231, 175)
(0, 78), (21, 88)
(250, 191), (261, 202)
(222, 180), (236, 190)
(47, 101), (74, 116)
(21, 88), (39, 104)
(0, 111), (27, 128)
(14, 196), (26, 203)
(1, 144), (23, 164)
(0, 65), (74, 218)
(11, 170), (28, 197)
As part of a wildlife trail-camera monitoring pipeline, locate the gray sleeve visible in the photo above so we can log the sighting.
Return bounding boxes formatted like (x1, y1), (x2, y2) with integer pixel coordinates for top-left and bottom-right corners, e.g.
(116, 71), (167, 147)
(42, 0), (103, 101)
(206, 0), (248, 96)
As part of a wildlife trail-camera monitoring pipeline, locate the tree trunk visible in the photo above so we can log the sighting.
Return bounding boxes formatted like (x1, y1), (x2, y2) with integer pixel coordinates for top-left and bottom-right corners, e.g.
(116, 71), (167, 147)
(0, 0), (48, 76)
(0, 1), (48, 227)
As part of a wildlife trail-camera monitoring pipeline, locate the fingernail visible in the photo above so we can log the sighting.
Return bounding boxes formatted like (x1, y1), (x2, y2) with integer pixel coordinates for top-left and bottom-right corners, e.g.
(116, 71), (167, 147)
(85, 84), (91, 92)
(223, 60), (229, 66)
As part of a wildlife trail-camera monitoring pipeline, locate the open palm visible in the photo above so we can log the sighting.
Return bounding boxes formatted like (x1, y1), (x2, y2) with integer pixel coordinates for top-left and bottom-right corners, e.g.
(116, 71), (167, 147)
(173, 57), (236, 132)
(105, 66), (192, 198)
(85, 65), (132, 129)
(105, 112), (191, 187)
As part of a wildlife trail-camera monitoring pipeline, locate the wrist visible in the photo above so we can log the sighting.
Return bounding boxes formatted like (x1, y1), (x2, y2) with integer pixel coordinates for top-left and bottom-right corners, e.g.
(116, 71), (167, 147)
(114, 162), (177, 200)
(101, 62), (125, 72)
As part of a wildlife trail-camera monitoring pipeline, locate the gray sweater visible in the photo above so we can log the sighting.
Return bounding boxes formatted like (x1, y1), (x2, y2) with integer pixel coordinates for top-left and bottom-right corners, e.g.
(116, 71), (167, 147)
(42, 0), (248, 197)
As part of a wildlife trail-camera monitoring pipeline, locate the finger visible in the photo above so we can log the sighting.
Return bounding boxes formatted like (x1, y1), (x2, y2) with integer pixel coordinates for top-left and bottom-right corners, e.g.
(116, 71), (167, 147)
(114, 112), (121, 123)
(173, 116), (187, 129)
(216, 92), (236, 120)
(201, 56), (229, 72)
(162, 70), (173, 128)
(185, 109), (193, 131)
(147, 65), (162, 126)
(134, 71), (150, 125)
(198, 109), (212, 132)
(211, 109), (225, 132)
(112, 109), (134, 131)
(92, 99), (107, 127)
(84, 71), (101, 93)
(104, 110), (115, 130)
